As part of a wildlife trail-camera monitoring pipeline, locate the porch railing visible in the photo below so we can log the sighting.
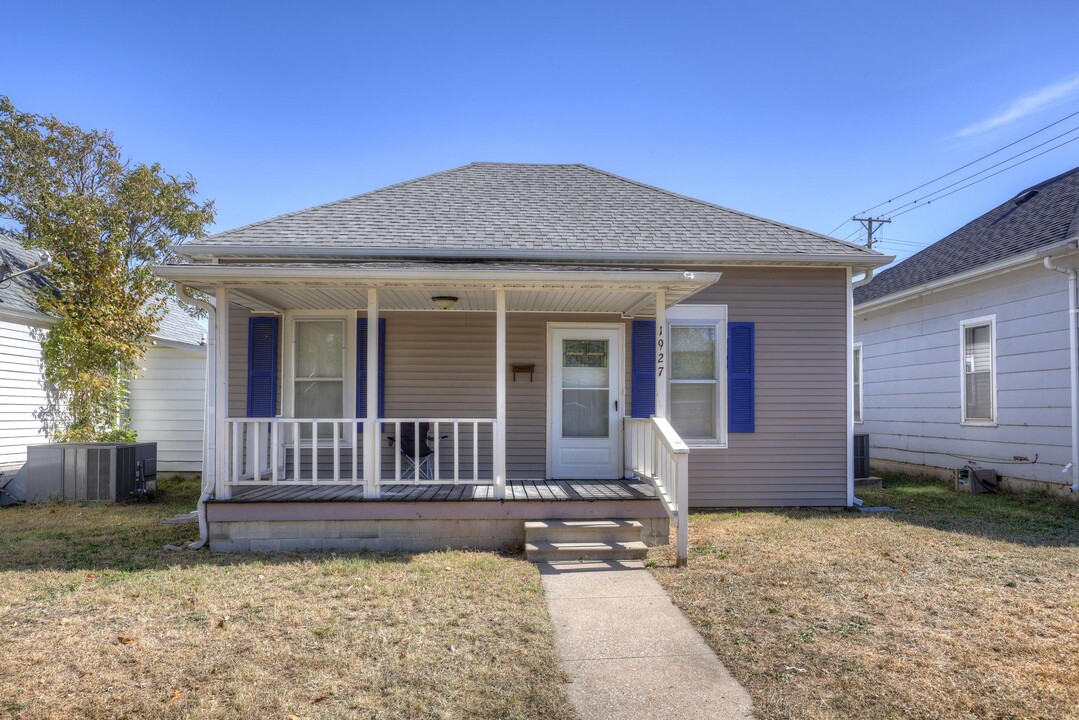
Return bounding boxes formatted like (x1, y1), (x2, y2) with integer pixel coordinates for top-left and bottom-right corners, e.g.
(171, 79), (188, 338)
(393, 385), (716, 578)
(223, 417), (497, 490)
(624, 417), (690, 567)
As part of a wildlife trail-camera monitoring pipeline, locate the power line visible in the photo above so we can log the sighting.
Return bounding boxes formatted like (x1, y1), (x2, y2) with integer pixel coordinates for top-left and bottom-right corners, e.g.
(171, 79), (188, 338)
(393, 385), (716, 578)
(885, 134), (1079, 221)
(857, 107), (1079, 215)
(878, 124), (1079, 218)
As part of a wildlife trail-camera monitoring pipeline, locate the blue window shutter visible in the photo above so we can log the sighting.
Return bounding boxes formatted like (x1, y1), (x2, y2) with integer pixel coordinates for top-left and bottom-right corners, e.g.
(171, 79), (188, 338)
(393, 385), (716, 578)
(246, 316), (279, 417)
(357, 318), (386, 417)
(631, 320), (656, 418)
(728, 322), (755, 432)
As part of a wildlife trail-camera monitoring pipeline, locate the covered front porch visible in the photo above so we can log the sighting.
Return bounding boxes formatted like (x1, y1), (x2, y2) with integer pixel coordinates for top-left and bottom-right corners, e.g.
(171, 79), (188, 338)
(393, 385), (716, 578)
(164, 261), (715, 562)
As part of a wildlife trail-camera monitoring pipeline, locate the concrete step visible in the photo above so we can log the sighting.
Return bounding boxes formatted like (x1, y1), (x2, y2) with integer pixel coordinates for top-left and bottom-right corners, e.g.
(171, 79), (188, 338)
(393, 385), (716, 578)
(524, 519), (643, 544)
(525, 540), (649, 562)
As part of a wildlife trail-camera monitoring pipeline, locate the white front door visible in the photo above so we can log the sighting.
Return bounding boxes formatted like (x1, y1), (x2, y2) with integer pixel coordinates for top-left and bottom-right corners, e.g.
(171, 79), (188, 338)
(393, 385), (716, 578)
(549, 326), (622, 479)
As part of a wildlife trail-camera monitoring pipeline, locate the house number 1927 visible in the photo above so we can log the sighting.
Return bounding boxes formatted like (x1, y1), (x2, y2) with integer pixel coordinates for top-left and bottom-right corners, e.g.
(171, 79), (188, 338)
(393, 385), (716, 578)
(656, 325), (665, 377)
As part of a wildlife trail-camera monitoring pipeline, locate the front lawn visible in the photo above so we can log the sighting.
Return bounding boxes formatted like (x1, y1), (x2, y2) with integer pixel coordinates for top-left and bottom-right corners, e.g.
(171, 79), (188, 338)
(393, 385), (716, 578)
(649, 473), (1079, 720)
(0, 476), (574, 719)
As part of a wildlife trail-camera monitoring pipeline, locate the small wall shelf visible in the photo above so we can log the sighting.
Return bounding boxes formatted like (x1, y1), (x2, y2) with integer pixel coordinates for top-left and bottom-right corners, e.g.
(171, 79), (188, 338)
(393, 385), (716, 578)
(511, 363), (535, 382)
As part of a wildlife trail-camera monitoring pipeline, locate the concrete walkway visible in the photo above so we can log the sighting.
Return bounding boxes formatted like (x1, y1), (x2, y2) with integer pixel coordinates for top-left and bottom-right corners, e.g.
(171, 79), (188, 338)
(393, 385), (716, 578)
(539, 560), (753, 720)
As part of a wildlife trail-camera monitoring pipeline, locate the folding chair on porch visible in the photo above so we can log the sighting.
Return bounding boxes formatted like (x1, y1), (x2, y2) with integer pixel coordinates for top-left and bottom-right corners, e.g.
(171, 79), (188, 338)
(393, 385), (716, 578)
(388, 422), (435, 480)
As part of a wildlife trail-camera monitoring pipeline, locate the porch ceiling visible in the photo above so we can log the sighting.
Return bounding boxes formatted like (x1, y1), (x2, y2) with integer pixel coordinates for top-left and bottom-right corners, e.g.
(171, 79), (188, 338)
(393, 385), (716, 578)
(157, 262), (721, 315)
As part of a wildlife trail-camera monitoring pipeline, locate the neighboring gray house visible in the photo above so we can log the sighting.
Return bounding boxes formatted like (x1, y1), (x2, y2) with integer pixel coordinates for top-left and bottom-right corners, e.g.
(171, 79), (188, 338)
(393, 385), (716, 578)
(156, 162), (889, 561)
(0, 235), (208, 473)
(854, 166), (1079, 494)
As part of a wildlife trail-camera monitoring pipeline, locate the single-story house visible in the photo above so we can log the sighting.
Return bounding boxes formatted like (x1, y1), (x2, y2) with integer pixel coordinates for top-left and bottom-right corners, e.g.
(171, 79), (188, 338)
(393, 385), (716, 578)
(854, 165), (1079, 495)
(157, 162), (890, 562)
(0, 235), (208, 474)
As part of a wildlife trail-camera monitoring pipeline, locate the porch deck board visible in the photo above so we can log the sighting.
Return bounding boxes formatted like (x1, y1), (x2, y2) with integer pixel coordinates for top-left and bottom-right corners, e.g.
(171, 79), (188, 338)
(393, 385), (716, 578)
(224, 479), (657, 503)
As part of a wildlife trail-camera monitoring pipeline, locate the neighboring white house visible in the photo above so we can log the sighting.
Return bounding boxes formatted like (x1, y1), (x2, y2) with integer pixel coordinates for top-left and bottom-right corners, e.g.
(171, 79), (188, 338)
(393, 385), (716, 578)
(854, 166), (1079, 494)
(0, 236), (207, 473)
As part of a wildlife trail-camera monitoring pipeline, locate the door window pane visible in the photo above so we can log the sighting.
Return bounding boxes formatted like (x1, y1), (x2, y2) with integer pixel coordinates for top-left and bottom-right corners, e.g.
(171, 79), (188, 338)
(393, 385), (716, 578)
(671, 383), (715, 439)
(562, 389), (609, 438)
(561, 339), (610, 437)
(671, 327), (715, 380)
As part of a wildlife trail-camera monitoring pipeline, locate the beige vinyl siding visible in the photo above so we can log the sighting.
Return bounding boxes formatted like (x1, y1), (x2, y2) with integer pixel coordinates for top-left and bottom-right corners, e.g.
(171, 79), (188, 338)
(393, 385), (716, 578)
(0, 318), (47, 470)
(224, 268), (850, 503)
(682, 267), (849, 507)
(382, 311), (628, 479)
(228, 304), (252, 418)
(128, 346), (206, 472)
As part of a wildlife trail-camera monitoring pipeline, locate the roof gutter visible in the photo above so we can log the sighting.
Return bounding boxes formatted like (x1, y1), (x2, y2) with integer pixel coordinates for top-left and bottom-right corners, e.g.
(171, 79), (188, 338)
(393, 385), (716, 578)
(855, 239), (1079, 313)
(172, 244), (892, 269)
(1043, 255), (1079, 493)
(171, 283), (217, 550)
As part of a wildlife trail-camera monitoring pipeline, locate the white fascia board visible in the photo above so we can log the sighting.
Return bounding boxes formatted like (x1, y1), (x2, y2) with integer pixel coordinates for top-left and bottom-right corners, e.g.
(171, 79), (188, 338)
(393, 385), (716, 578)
(854, 240), (1079, 314)
(154, 263), (723, 288)
(172, 243), (892, 269)
(0, 307), (54, 328)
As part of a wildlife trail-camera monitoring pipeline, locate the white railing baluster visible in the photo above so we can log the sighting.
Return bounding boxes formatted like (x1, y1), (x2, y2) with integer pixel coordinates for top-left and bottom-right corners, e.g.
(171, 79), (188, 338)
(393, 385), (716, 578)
(352, 421), (359, 486)
(231, 421), (241, 485)
(270, 420), (279, 485)
(394, 420), (402, 483)
(311, 420), (319, 485)
(333, 421), (341, 482)
(413, 420), (420, 485)
(252, 421), (261, 480)
(431, 418), (440, 481)
(292, 422), (300, 482)
(453, 420), (460, 485)
(473, 421), (479, 483)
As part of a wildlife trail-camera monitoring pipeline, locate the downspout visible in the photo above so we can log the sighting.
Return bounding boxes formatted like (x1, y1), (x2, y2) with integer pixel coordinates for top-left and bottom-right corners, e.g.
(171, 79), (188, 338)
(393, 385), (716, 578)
(173, 282), (217, 546)
(1042, 256), (1079, 492)
(852, 268), (874, 289)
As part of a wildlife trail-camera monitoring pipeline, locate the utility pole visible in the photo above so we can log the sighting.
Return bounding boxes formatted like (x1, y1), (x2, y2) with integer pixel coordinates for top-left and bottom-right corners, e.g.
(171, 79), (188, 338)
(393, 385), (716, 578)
(852, 217), (891, 250)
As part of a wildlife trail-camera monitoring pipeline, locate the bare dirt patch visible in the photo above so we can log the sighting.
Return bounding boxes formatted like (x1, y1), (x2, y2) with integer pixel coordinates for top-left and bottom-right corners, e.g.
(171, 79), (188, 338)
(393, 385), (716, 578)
(648, 473), (1079, 720)
(0, 476), (574, 719)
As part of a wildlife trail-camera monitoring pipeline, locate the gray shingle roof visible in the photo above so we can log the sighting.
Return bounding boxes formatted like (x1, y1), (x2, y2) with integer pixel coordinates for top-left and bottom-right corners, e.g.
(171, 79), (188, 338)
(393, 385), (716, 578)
(182, 162), (882, 261)
(0, 235), (205, 347)
(855, 166), (1079, 305)
(0, 235), (51, 318)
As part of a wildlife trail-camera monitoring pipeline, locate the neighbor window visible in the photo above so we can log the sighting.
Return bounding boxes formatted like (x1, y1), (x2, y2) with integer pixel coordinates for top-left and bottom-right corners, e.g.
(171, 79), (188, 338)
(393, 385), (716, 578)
(961, 317), (995, 423)
(853, 343), (863, 423)
(293, 319), (345, 437)
(669, 322), (721, 441)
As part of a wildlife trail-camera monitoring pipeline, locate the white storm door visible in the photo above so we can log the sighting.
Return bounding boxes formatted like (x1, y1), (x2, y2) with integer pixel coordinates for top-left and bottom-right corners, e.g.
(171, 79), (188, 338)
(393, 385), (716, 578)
(550, 327), (622, 479)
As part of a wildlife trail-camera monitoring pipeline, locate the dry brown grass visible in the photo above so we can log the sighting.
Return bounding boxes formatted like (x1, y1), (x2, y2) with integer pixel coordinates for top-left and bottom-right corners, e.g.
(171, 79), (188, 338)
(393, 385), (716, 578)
(0, 476), (574, 719)
(648, 473), (1079, 720)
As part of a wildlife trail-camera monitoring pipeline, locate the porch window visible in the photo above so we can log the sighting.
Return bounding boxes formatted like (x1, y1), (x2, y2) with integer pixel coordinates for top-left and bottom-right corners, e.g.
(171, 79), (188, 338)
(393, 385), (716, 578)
(961, 316), (995, 424)
(294, 319), (345, 437)
(669, 324), (720, 440)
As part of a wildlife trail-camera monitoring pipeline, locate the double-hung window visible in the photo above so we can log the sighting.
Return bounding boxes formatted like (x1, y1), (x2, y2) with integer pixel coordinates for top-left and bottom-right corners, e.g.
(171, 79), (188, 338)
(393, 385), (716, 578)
(960, 316), (996, 424)
(666, 305), (727, 445)
(294, 319), (345, 437)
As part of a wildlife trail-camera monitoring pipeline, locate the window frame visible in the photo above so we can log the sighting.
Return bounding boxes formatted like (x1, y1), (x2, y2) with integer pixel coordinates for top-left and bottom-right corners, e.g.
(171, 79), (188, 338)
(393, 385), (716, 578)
(853, 342), (863, 424)
(959, 314), (997, 426)
(665, 304), (728, 448)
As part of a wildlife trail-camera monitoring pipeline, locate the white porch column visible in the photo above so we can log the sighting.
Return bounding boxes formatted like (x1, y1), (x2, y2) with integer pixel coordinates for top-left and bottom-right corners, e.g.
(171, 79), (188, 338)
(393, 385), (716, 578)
(365, 288), (380, 498)
(655, 289), (667, 419)
(214, 286), (231, 500)
(494, 288), (507, 498)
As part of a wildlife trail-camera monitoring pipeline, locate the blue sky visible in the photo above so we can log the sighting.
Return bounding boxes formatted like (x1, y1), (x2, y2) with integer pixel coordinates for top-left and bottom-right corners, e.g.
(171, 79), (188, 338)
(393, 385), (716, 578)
(5, 1), (1079, 266)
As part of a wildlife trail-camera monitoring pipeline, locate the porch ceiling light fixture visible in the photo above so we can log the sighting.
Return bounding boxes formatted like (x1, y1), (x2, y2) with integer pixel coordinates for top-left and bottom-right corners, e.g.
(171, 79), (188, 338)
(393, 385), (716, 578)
(431, 295), (459, 310)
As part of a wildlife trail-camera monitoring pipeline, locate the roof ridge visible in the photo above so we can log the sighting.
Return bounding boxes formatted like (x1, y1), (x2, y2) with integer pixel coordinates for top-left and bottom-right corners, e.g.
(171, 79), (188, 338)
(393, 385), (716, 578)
(187, 162), (480, 244)
(573, 164), (884, 257)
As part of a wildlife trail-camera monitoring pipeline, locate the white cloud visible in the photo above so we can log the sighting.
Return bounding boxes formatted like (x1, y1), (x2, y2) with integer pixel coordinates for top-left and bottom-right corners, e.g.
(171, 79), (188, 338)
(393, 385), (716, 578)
(957, 75), (1079, 137)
